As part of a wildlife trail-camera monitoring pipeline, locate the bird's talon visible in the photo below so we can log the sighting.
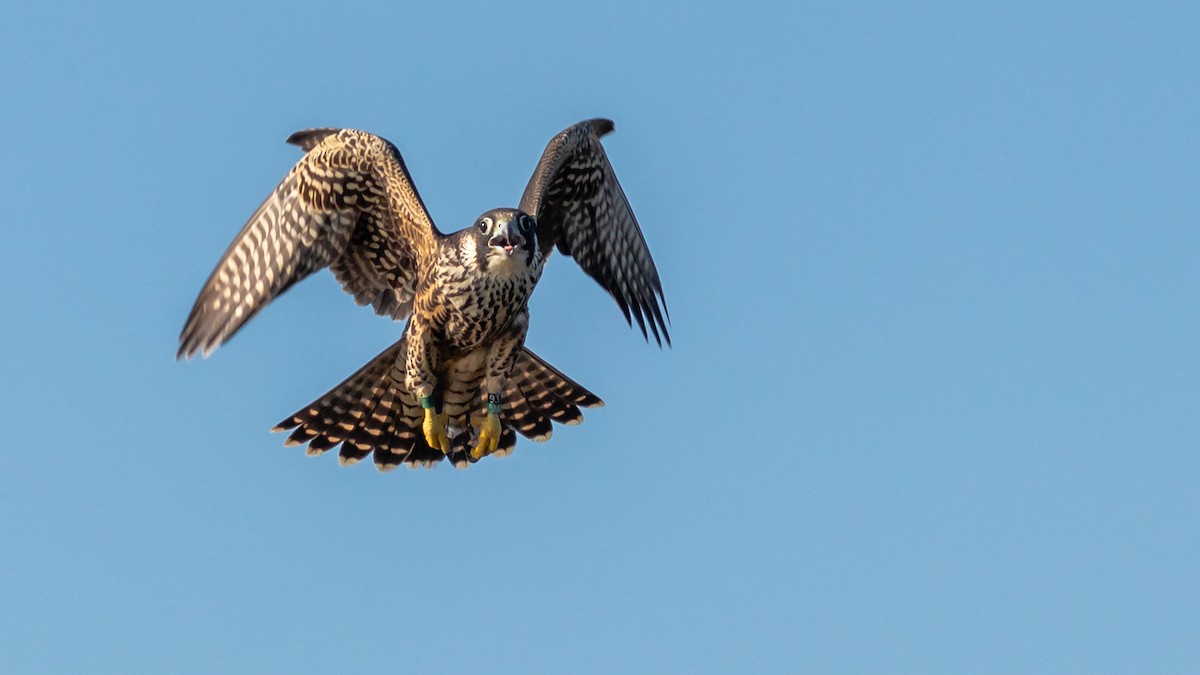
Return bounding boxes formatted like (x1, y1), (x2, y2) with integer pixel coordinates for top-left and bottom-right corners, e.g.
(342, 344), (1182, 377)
(422, 408), (451, 454)
(470, 413), (502, 460)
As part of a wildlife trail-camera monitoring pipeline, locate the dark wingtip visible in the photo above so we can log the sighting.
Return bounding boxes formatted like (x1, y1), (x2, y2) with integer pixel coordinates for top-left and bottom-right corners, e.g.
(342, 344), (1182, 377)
(641, 313), (670, 348)
(176, 330), (199, 361)
(588, 118), (616, 137)
(657, 324), (672, 349)
(651, 293), (671, 348)
(286, 128), (342, 151)
(177, 307), (200, 360)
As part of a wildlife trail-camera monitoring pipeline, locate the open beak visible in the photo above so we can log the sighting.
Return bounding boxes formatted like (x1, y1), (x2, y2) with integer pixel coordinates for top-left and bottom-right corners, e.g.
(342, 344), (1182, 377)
(488, 226), (526, 256)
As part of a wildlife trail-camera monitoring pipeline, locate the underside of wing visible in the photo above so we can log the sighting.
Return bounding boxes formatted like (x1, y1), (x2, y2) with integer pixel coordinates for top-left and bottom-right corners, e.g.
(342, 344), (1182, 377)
(519, 118), (670, 346)
(178, 129), (437, 359)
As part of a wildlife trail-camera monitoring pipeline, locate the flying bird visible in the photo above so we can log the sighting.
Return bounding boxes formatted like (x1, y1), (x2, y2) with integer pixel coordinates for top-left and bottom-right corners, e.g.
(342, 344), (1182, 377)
(178, 119), (668, 470)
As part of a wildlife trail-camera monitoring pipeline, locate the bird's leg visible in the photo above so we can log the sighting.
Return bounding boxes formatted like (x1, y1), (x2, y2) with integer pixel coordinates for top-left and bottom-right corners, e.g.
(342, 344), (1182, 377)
(406, 322), (451, 454)
(419, 392), (450, 454)
(470, 393), (503, 461)
(471, 315), (526, 460)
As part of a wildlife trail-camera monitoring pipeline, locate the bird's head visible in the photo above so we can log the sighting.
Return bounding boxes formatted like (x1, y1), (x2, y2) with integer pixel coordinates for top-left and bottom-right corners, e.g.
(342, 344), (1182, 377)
(473, 208), (537, 268)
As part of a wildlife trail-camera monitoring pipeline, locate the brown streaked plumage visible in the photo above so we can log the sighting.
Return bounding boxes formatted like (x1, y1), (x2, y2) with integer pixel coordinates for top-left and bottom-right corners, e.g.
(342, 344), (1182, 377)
(179, 118), (667, 470)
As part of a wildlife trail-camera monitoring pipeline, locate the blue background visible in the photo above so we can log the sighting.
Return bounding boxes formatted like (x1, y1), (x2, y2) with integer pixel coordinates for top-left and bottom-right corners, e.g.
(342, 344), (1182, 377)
(2, 1), (1197, 672)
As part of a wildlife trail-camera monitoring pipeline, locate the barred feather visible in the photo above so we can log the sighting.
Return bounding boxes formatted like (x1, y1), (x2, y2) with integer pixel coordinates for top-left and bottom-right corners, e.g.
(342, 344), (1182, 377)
(273, 340), (601, 470)
(519, 118), (670, 346)
(178, 129), (435, 359)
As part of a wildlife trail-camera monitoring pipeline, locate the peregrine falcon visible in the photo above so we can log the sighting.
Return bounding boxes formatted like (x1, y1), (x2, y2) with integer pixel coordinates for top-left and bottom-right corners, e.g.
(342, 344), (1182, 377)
(178, 119), (668, 469)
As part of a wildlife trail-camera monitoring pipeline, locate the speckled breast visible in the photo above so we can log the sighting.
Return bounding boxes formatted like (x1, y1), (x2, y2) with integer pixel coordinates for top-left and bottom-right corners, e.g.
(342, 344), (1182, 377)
(429, 269), (532, 354)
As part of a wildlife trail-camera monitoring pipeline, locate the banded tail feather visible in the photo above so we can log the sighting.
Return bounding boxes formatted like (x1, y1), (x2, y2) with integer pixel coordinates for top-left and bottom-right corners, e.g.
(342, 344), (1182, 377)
(272, 340), (603, 470)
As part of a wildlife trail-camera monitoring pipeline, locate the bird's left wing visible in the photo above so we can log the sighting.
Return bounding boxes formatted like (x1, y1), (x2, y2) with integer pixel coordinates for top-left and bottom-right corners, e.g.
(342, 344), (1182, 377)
(519, 119), (670, 346)
(178, 129), (439, 359)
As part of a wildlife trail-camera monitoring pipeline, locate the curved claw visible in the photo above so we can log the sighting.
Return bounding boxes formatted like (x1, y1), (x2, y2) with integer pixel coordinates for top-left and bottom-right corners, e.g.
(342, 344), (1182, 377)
(470, 413), (502, 461)
(422, 408), (451, 454)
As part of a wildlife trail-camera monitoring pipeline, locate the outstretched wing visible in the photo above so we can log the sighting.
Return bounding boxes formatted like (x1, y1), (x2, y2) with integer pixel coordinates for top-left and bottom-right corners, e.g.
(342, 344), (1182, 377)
(519, 118), (670, 346)
(178, 129), (439, 359)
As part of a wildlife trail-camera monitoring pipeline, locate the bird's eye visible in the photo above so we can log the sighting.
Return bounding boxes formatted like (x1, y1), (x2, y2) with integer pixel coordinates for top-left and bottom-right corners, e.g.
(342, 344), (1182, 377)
(519, 215), (534, 232)
(478, 217), (493, 233)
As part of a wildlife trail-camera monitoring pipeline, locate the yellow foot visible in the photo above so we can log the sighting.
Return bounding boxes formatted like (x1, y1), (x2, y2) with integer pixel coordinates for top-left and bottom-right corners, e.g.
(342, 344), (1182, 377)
(470, 413), (501, 461)
(422, 408), (451, 454)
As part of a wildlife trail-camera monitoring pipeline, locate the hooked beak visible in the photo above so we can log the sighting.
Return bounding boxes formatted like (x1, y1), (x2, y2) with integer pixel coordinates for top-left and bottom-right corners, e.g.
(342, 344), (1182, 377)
(488, 224), (526, 256)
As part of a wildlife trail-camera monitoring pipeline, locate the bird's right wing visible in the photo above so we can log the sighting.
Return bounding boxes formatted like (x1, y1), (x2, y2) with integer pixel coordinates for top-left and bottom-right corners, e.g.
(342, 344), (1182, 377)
(178, 129), (439, 359)
(519, 119), (670, 346)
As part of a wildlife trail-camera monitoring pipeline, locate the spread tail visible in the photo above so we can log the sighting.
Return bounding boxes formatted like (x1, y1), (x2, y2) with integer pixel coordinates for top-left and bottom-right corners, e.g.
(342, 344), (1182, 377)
(272, 339), (603, 470)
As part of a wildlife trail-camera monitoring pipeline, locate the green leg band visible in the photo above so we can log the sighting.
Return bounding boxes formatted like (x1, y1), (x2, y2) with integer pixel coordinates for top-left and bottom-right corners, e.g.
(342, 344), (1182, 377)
(420, 395), (436, 410)
(486, 393), (501, 415)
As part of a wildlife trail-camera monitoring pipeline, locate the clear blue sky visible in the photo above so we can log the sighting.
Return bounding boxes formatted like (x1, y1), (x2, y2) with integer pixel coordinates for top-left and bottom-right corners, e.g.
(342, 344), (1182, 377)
(2, 1), (1197, 672)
